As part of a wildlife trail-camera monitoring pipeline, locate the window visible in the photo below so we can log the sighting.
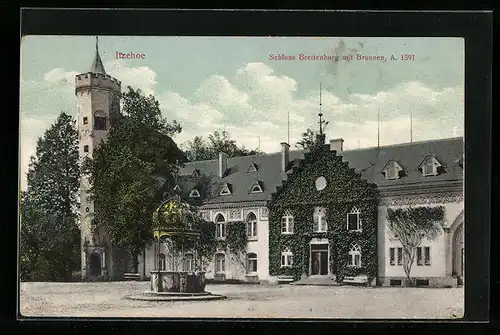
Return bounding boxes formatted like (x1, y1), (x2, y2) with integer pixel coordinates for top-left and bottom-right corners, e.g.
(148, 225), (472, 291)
(383, 161), (403, 180)
(246, 253), (257, 273)
(85, 207), (90, 213)
(83, 117), (88, 125)
(192, 169), (200, 178)
(184, 253), (194, 272)
(348, 243), (361, 267)
(281, 210), (294, 234)
(215, 214), (226, 239)
(420, 156), (441, 177)
(347, 207), (362, 231)
(424, 247), (431, 266)
(246, 212), (257, 239)
(189, 189), (200, 198)
(313, 207), (327, 232)
(250, 181), (263, 193)
(416, 247), (423, 265)
(423, 162), (435, 176)
(159, 253), (166, 271)
(389, 248), (395, 266)
(93, 111), (107, 131)
(281, 249), (293, 267)
(247, 163), (258, 173)
(219, 183), (232, 196)
(84, 145), (89, 153)
(215, 253), (225, 273)
(173, 185), (181, 192)
(390, 247), (403, 266)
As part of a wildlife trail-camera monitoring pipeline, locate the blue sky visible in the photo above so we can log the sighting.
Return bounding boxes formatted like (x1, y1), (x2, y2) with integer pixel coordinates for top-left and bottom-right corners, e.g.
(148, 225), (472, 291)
(20, 36), (464, 190)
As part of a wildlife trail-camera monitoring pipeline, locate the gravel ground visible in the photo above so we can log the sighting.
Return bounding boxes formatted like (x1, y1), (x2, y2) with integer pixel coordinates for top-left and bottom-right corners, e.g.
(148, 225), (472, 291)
(19, 281), (464, 319)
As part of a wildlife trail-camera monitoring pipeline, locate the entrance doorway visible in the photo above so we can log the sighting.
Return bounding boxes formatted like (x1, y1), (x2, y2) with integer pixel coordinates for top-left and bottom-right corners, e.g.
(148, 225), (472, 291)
(453, 222), (464, 285)
(310, 244), (328, 276)
(89, 252), (102, 276)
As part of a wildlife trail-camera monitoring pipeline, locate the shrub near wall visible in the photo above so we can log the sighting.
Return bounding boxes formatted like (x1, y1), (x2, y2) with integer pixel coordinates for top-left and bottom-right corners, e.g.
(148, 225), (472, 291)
(268, 145), (379, 283)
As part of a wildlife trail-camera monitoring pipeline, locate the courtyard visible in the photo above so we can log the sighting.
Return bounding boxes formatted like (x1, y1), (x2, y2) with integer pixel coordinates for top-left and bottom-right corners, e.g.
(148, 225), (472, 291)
(19, 281), (464, 319)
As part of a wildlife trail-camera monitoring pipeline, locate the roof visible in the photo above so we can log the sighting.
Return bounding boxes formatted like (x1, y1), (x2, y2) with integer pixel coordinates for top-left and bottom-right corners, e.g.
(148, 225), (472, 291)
(173, 137), (464, 205)
(91, 37), (106, 74)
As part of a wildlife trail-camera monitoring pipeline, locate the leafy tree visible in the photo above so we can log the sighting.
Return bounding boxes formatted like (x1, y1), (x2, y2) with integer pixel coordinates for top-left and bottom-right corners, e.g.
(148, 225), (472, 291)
(295, 128), (315, 150)
(19, 112), (81, 281)
(182, 130), (262, 161)
(84, 87), (185, 274)
(386, 205), (445, 285)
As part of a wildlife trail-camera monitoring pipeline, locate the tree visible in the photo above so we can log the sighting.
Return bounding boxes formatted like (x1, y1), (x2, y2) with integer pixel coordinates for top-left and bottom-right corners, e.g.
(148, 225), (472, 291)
(386, 205), (445, 285)
(295, 128), (315, 150)
(19, 112), (81, 281)
(84, 87), (185, 274)
(182, 130), (262, 161)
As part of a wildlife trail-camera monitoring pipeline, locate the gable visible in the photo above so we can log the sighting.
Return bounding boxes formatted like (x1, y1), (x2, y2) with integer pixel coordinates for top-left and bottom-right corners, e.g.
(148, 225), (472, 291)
(269, 147), (378, 208)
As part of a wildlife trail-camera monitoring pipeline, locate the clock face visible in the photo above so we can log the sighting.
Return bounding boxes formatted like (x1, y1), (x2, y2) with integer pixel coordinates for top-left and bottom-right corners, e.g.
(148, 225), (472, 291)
(315, 176), (327, 191)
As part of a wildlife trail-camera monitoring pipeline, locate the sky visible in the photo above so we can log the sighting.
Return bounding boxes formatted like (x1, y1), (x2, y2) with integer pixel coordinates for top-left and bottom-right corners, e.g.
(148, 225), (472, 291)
(19, 36), (464, 190)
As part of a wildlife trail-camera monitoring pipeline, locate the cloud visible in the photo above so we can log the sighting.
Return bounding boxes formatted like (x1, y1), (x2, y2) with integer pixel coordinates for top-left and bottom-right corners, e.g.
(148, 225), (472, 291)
(19, 61), (464, 190)
(104, 60), (157, 96)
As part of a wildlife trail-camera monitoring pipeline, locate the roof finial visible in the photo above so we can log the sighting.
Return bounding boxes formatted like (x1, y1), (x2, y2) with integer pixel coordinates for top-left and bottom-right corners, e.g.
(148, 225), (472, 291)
(96, 36), (99, 53)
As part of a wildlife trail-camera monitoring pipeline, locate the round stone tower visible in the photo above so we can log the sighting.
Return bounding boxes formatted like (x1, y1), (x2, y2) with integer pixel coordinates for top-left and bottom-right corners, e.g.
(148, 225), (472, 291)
(76, 37), (121, 279)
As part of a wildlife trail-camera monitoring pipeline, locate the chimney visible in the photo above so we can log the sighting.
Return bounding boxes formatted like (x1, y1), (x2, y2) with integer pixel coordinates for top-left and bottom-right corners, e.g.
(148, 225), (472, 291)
(218, 152), (228, 178)
(329, 138), (344, 152)
(280, 142), (290, 172)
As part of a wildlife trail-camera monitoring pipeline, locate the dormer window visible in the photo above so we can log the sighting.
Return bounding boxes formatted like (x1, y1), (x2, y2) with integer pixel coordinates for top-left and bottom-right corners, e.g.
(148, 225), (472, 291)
(419, 155), (442, 177)
(189, 189), (200, 198)
(249, 181), (264, 194)
(247, 163), (258, 173)
(382, 160), (403, 180)
(192, 169), (200, 178)
(219, 183), (232, 196)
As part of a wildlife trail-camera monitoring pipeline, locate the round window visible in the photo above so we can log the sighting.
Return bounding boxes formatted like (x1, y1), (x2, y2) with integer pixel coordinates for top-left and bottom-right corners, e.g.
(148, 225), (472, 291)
(315, 176), (327, 191)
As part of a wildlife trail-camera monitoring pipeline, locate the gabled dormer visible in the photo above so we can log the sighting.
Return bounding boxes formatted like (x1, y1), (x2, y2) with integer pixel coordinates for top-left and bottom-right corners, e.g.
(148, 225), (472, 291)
(249, 180), (264, 194)
(247, 163), (258, 173)
(192, 169), (201, 178)
(219, 183), (232, 196)
(381, 160), (404, 180)
(418, 155), (442, 177)
(189, 188), (200, 198)
(173, 184), (181, 193)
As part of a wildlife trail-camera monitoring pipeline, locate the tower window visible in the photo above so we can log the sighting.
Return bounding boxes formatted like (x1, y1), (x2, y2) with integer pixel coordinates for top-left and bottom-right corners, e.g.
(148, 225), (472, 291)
(83, 117), (88, 125)
(84, 145), (89, 153)
(94, 111), (107, 131)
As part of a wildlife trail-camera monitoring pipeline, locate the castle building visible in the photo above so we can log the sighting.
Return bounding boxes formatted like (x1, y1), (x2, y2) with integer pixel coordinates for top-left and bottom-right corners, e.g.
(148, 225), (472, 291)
(76, 41), (464, 287)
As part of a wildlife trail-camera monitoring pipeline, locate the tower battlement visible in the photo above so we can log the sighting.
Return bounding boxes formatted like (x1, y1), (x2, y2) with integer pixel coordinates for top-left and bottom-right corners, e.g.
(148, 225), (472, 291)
(75, 72), (121, 93)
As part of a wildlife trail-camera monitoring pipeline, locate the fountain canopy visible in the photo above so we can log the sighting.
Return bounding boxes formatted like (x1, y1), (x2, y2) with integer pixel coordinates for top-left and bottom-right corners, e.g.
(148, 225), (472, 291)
(152, 195), (201, 241)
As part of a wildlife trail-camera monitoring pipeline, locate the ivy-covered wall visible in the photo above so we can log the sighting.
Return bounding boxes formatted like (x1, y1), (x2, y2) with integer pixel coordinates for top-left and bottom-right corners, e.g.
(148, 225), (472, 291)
(268, 145), (379, 283)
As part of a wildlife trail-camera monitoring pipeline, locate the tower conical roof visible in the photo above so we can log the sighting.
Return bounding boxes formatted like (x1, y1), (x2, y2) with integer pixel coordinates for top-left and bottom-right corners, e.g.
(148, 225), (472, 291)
(91, 37), (106, 74)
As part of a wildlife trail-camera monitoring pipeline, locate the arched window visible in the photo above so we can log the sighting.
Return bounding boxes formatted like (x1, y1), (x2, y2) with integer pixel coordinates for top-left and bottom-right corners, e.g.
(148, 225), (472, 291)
(246, 212), (257, 239)
(159, 253), (166, 271)
(215, 214), (226, 239)
(281, 210), (294, 234)
(215, 253), (225, 273)
(348, 243), (361, 267)
(313, 207), (328, 232)
(281, 248), (293, 267)
(184, 253), (194, 272)
(347, 207), (362, 231)
(93, 110), (107, 131)
(246, 252), (257, 273)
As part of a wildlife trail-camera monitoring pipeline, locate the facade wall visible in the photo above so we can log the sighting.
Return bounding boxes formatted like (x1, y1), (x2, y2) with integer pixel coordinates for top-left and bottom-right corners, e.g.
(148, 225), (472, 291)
(377, 200), (464, 287)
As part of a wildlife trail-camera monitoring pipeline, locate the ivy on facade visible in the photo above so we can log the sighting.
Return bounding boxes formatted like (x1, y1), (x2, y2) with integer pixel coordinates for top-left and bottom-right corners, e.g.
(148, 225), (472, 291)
(268, 144), (379, 283)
